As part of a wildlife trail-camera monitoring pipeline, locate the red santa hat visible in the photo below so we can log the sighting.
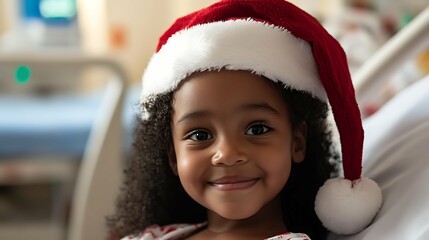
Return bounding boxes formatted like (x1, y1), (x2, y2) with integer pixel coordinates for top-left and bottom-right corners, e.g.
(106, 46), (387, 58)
(140, 0), (382, 235)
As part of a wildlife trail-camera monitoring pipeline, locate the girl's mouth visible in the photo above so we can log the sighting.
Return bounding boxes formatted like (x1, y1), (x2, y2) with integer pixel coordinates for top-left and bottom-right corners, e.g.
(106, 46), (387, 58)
(209, 176), (260, 191)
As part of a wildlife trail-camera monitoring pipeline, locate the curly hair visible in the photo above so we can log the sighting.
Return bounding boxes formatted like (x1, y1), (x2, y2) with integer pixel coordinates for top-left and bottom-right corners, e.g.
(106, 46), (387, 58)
(108, 80), (339, 240)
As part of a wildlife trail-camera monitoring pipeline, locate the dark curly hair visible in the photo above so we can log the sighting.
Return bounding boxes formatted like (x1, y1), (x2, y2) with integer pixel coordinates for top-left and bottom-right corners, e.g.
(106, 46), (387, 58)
(108, 80), (339, 240)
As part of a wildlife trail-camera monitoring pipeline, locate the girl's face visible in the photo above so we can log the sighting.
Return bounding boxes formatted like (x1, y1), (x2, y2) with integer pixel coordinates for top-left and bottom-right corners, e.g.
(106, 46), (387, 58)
(170, 70), (306, 220)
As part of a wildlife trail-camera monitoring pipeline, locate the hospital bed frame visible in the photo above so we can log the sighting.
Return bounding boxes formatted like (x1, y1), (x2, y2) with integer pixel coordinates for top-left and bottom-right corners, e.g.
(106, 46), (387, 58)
(0, 53), (127, 240)
(353, 6), (429, 107)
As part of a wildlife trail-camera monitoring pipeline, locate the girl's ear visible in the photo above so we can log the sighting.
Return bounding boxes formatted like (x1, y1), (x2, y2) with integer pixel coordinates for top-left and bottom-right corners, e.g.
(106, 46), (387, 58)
(292, 122), (307, 164)
(168, 146), (179, 176)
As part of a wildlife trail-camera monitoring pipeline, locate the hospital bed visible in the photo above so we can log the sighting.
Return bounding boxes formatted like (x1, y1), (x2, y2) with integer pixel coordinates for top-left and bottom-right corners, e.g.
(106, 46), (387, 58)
(329, 5), (429, 240)
(0, 53), (138, 240)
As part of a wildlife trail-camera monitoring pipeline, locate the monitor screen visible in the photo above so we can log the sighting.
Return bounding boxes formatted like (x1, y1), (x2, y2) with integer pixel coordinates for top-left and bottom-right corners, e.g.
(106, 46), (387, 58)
(20, 0), (77, 25)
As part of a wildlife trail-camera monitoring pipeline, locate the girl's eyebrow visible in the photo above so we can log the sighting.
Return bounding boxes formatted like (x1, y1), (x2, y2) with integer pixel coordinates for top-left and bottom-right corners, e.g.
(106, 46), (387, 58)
(176, 111), (211, 124)
(176, 102), (279, 124)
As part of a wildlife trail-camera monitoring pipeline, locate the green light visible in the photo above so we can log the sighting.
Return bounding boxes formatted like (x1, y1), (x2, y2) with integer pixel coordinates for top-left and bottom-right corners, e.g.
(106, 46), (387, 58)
(40, 0), (77, 19)
(15, 65), (31, 84)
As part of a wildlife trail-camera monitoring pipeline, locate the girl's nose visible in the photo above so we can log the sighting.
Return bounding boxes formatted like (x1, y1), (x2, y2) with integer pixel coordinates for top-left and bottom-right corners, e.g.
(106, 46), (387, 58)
(211, 138), (248, 166)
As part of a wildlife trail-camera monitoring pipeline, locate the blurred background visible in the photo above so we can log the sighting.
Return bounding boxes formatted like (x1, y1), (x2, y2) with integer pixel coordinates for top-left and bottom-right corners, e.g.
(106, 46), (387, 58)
(0, 0), (428, 240)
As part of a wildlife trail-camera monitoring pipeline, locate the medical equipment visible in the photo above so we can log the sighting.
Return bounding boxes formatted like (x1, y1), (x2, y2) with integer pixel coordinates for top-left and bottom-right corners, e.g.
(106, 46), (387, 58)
(0, 53), (133, 240)
(13, 0), (79, 48)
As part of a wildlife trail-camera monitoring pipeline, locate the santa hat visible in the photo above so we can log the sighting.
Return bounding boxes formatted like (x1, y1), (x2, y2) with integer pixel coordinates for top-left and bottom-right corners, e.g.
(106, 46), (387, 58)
(140, 0), (382, 235)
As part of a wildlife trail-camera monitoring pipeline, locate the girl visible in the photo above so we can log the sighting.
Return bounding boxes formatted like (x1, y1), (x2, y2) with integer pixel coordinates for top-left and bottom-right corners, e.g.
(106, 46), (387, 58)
(109, 0), (382, 239)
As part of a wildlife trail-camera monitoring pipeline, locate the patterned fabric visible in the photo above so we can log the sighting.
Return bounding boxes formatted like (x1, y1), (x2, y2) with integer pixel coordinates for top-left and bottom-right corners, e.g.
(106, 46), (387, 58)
(121, 223), (311, 240)
(266, 232), (311, 240)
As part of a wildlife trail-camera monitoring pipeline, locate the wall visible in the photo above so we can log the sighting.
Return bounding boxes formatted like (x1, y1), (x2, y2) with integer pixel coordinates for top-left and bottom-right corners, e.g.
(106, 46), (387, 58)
(0, 0), (18, 35)
(0, 1), (4, 33)
(103, 0), (216, 84)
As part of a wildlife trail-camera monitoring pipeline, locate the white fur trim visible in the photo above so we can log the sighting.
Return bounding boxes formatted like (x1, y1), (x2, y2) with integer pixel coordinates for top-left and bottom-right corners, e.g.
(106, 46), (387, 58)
(315, 177), (382, 235)
(141, 19), (326, 103)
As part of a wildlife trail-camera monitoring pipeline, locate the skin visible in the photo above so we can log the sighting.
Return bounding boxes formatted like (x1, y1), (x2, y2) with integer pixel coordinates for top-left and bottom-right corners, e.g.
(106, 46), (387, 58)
(170, 70), (307, 240)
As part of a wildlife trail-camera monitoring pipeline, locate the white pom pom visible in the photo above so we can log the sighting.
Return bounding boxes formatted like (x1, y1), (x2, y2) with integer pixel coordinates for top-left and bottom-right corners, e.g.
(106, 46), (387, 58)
(315, 177), (382, 235)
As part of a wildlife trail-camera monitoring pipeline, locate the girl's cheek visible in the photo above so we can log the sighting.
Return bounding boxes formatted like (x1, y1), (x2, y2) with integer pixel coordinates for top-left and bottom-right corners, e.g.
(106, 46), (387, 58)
(176, 151), (210, 177)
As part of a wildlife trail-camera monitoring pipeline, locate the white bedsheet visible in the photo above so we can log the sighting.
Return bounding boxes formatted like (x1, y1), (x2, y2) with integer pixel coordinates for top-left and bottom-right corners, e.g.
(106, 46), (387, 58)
(329, 75), (429, 239)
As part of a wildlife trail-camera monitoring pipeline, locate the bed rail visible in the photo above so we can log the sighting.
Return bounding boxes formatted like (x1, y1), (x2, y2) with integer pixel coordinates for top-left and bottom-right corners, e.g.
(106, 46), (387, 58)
(353, 6), (429, 107)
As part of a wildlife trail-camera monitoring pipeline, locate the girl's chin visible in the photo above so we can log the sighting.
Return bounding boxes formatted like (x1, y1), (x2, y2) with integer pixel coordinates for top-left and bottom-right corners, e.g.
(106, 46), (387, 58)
(208, 207), (261, 221)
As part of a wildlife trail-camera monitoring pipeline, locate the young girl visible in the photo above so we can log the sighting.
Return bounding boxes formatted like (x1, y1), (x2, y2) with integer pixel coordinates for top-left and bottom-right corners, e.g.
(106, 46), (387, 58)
(109, 0), (382, 239)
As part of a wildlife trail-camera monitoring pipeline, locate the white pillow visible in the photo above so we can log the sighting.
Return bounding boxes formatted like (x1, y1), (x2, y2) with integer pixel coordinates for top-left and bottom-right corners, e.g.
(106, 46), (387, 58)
(328, 75), (429, 240)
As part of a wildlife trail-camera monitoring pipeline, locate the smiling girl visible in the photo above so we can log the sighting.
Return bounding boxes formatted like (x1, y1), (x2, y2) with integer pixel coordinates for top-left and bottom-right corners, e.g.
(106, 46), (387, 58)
(109, 0), (382, 239)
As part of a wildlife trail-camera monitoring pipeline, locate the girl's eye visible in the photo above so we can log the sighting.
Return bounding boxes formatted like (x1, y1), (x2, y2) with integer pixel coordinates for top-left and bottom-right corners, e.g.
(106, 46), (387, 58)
(187, 130), (213, 141)
(245, 123), (272, 135)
